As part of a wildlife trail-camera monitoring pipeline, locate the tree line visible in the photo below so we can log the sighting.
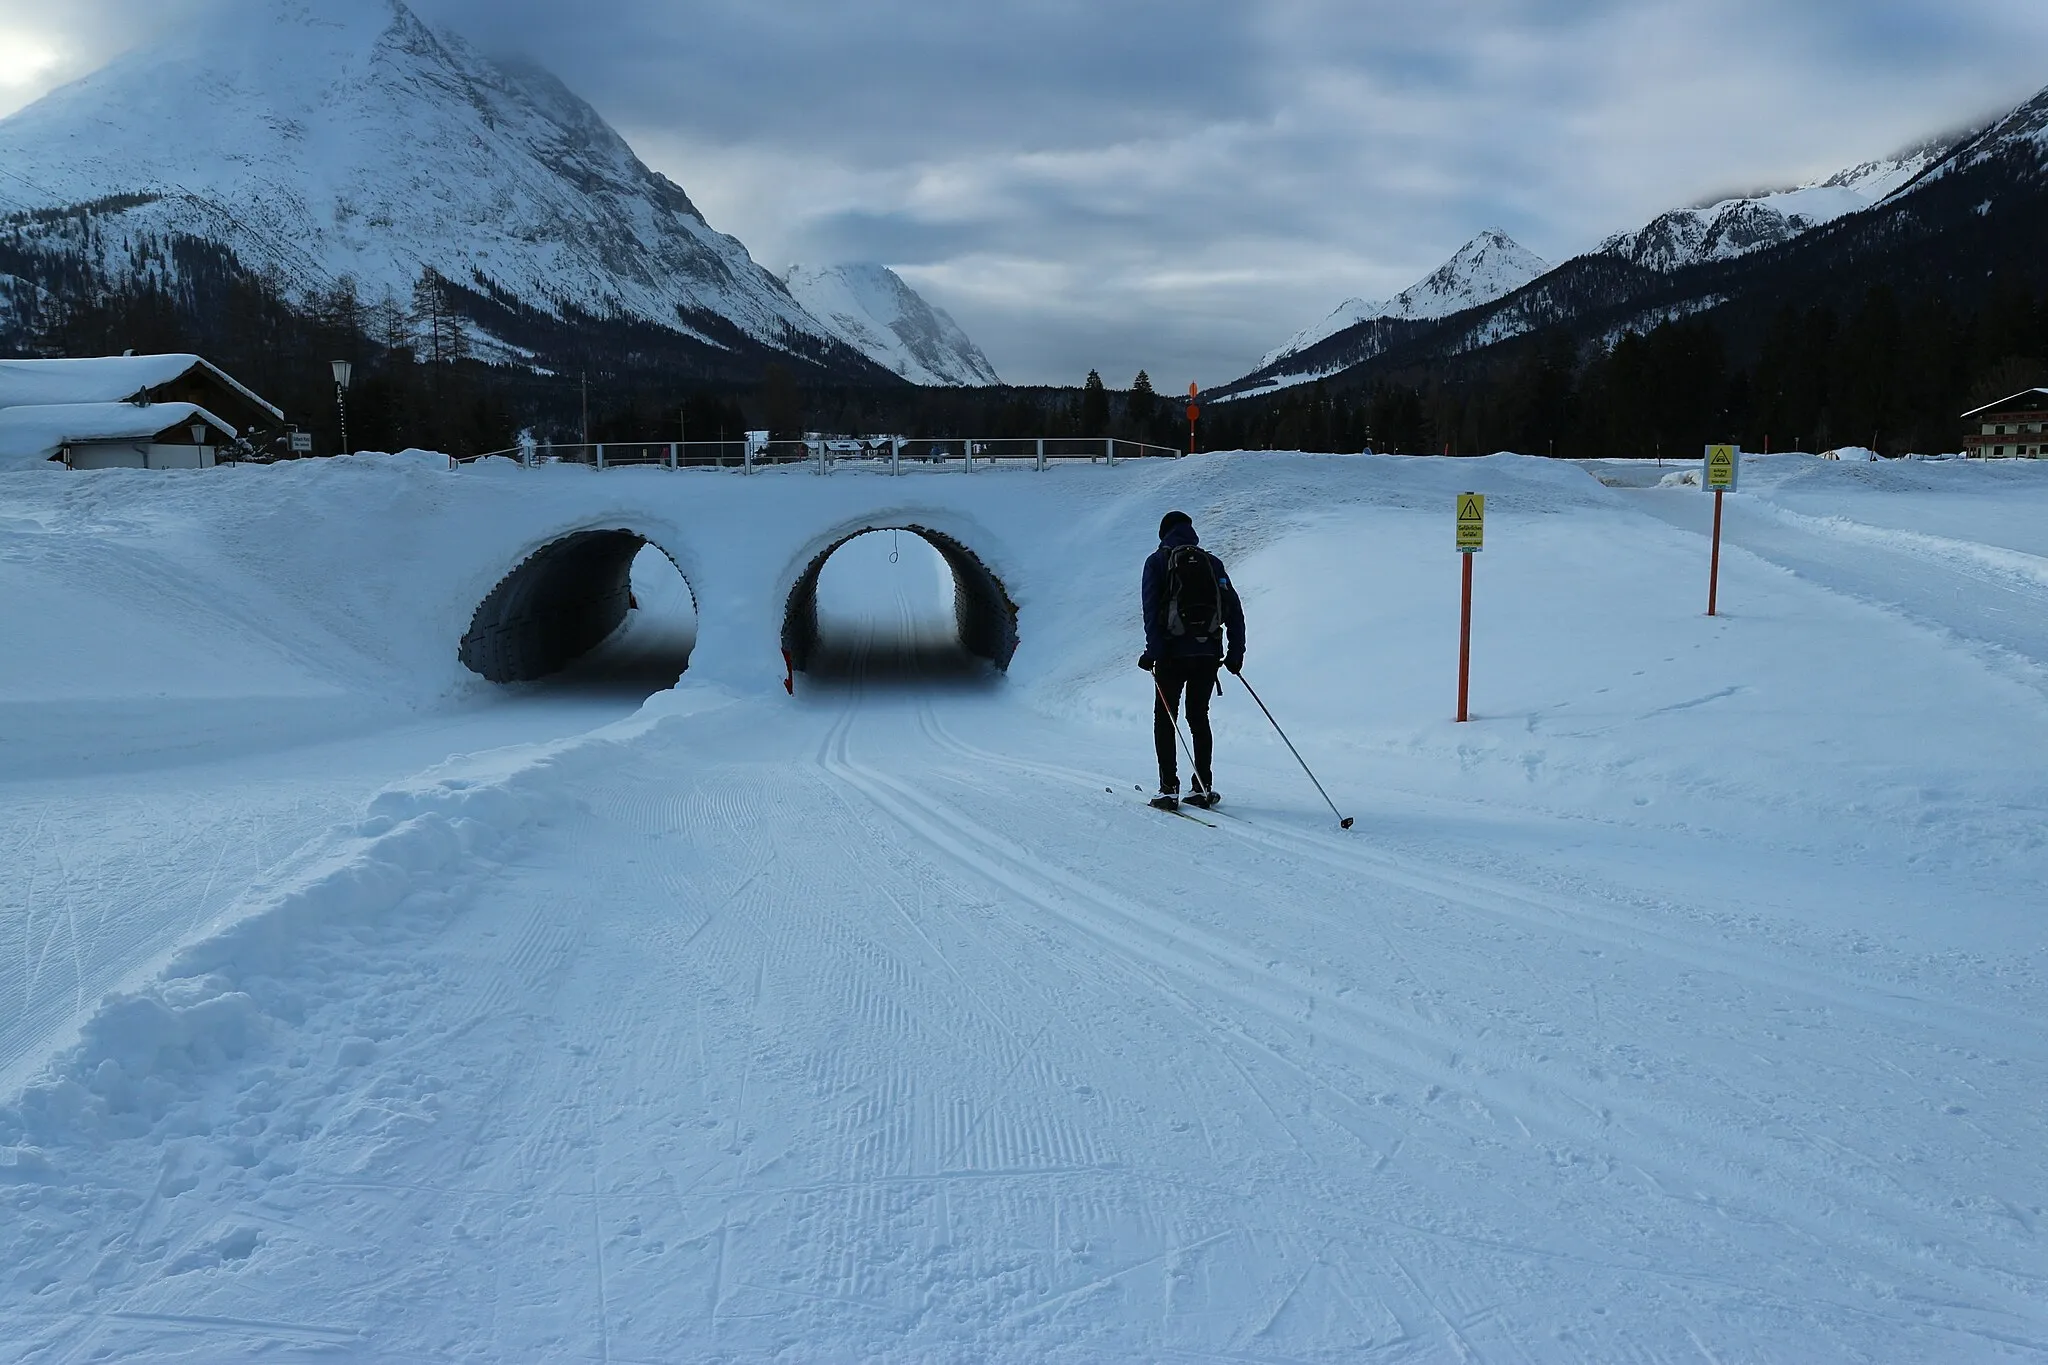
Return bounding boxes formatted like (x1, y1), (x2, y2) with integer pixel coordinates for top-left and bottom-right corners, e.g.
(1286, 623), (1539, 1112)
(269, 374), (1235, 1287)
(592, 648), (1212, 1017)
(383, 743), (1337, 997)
(7, 221), (2043, 460)
(1210, 281), (2048, 458)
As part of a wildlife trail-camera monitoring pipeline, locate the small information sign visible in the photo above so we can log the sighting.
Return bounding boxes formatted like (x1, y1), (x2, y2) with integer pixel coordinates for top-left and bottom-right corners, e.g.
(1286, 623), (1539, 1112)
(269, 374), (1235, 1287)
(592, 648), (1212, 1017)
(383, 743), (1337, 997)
(289, 431), (313, 454)
(1456, 493), (1485, 553)
(1705, 444), (1739, 491)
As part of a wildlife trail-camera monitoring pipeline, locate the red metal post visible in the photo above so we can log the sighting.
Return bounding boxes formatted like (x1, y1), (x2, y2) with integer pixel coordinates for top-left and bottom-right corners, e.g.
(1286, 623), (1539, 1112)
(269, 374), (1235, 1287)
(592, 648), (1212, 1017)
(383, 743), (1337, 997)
(1707, 488), (1725, 617)
(1456, 550), (1474, 722)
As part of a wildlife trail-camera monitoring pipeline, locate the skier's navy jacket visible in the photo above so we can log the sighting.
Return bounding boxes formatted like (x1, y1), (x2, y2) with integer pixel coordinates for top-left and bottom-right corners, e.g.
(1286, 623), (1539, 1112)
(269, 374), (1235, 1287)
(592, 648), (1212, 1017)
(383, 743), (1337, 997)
(1142, 521), (1246, 665)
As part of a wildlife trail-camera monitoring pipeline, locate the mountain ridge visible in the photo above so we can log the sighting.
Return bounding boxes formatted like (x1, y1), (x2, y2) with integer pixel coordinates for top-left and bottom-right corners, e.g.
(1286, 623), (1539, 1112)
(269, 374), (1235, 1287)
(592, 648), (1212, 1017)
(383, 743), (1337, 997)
(1253, 230), (1551, 379)
(1592, 140), (1952, 275)
(783, 264), (1002, 387)
(1220, 85), (2043, 400)
(0, 0), (908, 382)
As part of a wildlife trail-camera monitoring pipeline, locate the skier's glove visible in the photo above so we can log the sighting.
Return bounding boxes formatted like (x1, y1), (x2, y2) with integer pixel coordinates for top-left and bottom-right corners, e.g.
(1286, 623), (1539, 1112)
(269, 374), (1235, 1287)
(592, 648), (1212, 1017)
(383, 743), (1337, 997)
(1138, 653), (1155, 671)
(1225, 652), (1244, 675)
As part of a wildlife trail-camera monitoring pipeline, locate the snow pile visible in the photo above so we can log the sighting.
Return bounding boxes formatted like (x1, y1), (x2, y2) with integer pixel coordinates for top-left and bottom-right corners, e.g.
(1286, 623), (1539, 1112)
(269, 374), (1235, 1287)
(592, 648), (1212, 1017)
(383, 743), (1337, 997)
(0, 715), (649, 1150)
(1258, 229), (1551, 371)
(783, 263), (1002, 386)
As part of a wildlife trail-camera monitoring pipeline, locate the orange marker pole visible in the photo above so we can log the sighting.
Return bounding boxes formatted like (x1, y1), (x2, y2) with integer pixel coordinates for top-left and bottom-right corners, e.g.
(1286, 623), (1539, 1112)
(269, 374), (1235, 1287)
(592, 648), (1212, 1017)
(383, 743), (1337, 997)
(1456, 551), (1474, 723)
(1707, 488), (1725, 617)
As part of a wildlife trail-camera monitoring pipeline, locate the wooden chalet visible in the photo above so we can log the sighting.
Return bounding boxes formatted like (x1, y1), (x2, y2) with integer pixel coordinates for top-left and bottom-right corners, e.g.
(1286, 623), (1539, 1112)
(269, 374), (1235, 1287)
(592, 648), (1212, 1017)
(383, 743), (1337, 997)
(1962, 389), (2048, 458)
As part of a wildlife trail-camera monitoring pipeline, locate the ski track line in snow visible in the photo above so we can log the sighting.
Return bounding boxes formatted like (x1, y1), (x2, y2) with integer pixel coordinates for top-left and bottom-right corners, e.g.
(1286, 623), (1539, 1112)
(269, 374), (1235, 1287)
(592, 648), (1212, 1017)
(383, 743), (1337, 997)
(6, 683), (2038, 1360)
(919, 706), (2048, 1063)
(1753, 500), (2048, 597)
(618, 713), (1218, 1350)
(893, 703), (2048, 1321)
(814, 699), (2046, 1330)
(821, 726), (1117, 1182)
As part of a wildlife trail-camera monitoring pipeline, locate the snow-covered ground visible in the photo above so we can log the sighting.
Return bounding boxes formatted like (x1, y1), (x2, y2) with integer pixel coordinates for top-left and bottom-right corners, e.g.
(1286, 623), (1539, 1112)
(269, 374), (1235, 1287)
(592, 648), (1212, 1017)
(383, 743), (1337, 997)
(2, 453), (2045, 1361)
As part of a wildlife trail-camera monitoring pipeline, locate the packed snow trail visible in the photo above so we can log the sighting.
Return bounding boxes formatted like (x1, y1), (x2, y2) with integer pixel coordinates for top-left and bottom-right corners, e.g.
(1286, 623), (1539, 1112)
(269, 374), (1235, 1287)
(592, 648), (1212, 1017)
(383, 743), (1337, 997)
(8, 697), (2045, 1359)
(3, 454), (2046, 1361)
(1623, 460), (2048, 685)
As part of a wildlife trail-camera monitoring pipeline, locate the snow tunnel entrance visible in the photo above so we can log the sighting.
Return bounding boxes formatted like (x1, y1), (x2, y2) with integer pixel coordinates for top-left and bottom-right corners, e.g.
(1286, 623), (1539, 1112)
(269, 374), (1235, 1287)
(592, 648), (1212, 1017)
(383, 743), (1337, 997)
(460, 530), (697, 692)
(783, 526), (1017, 687)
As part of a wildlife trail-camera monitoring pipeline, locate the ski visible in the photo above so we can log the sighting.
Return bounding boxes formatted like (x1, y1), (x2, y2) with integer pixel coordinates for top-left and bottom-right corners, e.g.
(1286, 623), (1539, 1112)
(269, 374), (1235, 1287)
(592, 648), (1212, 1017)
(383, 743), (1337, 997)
(1148, 798), (1216, 828)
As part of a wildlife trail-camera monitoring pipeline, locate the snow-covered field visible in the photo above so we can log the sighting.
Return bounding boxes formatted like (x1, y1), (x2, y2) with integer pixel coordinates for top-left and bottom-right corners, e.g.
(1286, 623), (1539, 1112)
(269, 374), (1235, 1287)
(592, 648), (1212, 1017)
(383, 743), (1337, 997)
(2, 452), (2045, 1362)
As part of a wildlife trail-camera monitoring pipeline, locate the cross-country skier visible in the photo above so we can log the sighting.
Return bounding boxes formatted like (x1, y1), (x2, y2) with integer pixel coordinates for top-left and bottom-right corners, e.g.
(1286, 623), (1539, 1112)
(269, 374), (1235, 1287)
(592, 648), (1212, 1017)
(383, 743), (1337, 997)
(1139, 510), (1246, 810)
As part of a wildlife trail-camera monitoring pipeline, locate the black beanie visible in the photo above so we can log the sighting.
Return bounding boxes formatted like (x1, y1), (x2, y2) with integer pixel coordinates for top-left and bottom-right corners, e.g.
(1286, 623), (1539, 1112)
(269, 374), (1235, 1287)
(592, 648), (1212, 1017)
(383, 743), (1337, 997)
(1159, 510), (1193, 540)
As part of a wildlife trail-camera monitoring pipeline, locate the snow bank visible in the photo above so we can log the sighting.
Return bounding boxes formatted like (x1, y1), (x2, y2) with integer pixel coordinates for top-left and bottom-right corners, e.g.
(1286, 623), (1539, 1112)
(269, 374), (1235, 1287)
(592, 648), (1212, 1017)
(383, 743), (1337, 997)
(0, 693), (695, 1156)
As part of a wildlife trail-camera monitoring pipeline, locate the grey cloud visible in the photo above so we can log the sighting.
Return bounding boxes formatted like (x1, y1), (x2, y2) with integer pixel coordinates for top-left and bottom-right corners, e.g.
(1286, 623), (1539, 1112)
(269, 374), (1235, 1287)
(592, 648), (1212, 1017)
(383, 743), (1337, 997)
(788, 211), (989, 271)
(419, 0), (1270, 162)
(4, 0), (2045, 385)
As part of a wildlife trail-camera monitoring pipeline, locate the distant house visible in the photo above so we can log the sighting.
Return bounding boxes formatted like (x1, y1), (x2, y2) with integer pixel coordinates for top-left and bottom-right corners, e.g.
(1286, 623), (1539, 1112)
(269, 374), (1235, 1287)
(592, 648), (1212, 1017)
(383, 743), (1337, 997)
(0, 402), (240, 470)
(0, 354), (284, 470)
(1962, 389), (2048, 458)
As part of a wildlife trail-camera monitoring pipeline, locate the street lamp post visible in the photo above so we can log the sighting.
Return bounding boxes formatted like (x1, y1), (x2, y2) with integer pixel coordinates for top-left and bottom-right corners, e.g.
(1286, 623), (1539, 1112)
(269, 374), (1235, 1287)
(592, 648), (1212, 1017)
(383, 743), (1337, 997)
(189, 421), (209, 466)
(331, 360), (354, 457)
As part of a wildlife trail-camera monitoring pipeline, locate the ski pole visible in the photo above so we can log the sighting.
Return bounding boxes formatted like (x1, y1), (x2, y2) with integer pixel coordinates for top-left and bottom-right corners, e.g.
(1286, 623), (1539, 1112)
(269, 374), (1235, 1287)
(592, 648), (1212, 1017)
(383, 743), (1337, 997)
(1233, 673), (1354, 829)
(1150, 672), (1206, 796)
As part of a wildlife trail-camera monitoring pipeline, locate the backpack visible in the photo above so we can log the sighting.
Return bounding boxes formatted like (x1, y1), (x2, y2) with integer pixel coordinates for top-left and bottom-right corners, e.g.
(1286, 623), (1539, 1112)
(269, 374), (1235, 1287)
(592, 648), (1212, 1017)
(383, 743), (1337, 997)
(1163, 545), (1221, 642)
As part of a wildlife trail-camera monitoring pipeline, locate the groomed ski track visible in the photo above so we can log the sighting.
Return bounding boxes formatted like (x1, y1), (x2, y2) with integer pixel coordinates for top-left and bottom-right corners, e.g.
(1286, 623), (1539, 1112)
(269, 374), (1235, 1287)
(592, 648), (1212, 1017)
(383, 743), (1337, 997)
(3, 455), (2046, 1361)
(12, 701), (2046, 1359)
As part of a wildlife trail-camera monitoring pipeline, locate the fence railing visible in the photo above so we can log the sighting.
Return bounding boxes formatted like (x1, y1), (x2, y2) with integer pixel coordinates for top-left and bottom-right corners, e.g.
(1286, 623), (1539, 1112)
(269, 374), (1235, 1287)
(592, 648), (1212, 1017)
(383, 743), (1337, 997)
(450, 436), (1186, 472)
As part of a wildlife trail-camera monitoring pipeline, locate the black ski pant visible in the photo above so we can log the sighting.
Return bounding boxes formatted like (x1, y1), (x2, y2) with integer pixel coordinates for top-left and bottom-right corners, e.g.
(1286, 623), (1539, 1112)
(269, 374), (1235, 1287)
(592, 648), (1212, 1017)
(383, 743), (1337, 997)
(1153, 657), (1221, 793)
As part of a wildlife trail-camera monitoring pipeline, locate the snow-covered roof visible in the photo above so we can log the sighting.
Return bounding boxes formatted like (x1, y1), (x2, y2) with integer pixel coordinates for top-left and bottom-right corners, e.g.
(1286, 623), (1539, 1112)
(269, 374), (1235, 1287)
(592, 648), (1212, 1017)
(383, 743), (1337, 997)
(0, 355), (282, 422)
(0, 401), (238, 469)
(1961, 389), (2048, 420)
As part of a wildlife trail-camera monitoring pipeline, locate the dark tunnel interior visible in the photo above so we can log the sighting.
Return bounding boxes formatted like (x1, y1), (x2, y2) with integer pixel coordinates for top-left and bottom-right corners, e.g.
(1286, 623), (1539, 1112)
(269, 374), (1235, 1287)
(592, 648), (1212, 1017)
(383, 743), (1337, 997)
(783, 526), (1018, 688)
(459, 530), (696, 691)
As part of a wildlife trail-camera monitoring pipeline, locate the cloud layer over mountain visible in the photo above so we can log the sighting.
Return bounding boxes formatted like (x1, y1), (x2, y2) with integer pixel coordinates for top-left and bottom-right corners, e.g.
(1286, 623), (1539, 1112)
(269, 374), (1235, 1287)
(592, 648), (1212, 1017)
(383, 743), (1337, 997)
(4, 0), (2046, 385)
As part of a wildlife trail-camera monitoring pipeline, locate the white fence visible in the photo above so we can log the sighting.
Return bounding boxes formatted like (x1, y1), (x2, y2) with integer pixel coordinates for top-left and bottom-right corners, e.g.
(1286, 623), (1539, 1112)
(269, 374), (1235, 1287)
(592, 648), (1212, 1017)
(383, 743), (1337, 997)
(453, 436), (1186, 473)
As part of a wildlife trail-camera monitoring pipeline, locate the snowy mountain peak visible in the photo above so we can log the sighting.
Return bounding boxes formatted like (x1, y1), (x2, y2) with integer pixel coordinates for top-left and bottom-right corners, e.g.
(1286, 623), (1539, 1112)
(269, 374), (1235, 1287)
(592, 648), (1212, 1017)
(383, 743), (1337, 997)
(1258, 230), (1551, 371)
(781, 264), (1001, 387)
(1597, 139), (1955, 274)
(1907, 82), (2048, 189)
(0, 0), (857, 371)
(1400, 229), (1553, 320)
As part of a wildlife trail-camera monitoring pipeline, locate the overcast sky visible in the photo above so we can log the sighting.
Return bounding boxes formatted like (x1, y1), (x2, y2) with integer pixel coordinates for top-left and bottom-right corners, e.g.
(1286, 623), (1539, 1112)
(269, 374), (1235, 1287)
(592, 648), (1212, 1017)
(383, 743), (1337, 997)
(2, 1), (2044, 386)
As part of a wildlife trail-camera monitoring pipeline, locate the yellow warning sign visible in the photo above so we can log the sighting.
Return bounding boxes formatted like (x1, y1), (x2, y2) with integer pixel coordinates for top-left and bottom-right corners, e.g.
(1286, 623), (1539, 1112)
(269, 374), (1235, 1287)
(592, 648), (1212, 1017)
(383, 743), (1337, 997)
(1456, 492), (1485, 553)
(1705, 444), (1739, 491)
